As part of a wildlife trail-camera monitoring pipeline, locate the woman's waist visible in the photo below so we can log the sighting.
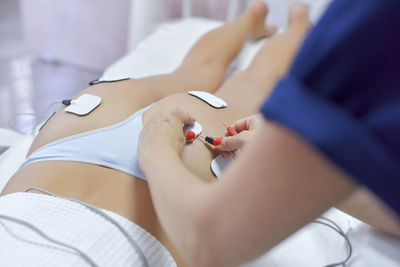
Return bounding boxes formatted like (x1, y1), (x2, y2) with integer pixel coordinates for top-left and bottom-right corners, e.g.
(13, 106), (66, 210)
(4, 162), (159, 229)
(3, 161), (185, 265)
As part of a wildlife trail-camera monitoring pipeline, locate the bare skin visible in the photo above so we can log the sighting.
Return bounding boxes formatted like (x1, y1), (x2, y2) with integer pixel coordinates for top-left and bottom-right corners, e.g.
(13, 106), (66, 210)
(1, 1), (303, 265)
(3, 1), (397, 266)
(217, 115), (400, 237)
(137, 3), (400, 267)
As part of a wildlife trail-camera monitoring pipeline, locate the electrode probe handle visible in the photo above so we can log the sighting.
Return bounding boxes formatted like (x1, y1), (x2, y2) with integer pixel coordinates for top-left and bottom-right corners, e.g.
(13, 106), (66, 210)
(223, 122), (238, 136)
(205, 136), (223, 146)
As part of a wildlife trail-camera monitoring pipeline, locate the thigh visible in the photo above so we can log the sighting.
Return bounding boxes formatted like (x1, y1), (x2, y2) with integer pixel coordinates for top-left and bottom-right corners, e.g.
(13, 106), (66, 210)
(137, 67), (223, 100)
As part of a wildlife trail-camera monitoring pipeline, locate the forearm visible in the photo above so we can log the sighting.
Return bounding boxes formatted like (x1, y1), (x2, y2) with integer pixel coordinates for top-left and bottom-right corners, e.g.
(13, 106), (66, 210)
(142, 150), (244, 266)
(141, 122), (356, 267)
(141, 150), (213, 265)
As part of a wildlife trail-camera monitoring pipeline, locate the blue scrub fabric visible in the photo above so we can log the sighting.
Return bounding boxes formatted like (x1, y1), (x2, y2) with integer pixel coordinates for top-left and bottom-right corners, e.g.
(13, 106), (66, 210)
(261, 0), (400, 214)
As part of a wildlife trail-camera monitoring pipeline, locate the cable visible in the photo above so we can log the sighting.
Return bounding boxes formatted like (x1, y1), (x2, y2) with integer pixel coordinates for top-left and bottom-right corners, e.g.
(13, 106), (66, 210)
(312, 217), (353, 267)
(39, 54), (103, 75)
(313, 217), (353, 267)
(0, 215), (97, 267)
(25, 187), (149, 267)
(7, 100), (71, 134)
(0, 194), (353, 267)
(0, 220), (80, 255)
(62, 99), (72, 106)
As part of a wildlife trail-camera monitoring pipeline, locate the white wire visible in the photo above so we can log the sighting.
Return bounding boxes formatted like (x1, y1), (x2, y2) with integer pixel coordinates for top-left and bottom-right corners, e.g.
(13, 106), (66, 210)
(0, 215), (97, 266)
(25, 187), (149, 267)
(312, 217), (353, 267)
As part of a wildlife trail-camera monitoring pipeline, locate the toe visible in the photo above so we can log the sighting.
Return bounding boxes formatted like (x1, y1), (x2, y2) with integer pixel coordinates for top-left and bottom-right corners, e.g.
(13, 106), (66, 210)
(289, 3), (310, 26)
(249, 0), (269, 19)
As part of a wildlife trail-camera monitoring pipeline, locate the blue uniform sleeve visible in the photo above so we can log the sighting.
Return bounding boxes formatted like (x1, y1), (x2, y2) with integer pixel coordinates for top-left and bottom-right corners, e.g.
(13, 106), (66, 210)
(261, 0), (400, 214)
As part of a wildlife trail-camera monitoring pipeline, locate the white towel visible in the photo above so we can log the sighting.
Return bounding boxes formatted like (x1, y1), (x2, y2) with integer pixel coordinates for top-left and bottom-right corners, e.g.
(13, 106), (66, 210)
(0, 192), (176, 267)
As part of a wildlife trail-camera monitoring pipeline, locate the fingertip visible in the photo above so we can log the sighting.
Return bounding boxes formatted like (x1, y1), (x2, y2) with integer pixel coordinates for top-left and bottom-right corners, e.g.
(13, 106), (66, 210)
(185, 112), (196, 124)
(175, 108), (195, 125)
(186, 117), (196, 125)
(217, 137), (228, 149)
(221, 151), (232, 158)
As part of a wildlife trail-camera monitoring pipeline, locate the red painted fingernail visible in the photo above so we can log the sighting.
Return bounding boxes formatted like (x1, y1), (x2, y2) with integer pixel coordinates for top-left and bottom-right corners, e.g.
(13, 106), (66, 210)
(186, 131), (196, 141)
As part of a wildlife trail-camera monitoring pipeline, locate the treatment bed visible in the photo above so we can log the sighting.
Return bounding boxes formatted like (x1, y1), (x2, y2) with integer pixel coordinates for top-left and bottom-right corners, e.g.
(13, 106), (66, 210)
(1, 2), (400, 265)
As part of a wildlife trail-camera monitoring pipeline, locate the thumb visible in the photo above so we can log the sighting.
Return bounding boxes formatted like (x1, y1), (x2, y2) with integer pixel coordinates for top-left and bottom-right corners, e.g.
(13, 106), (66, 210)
(170, 108), (195, 125)
(217, 131), (249, 151)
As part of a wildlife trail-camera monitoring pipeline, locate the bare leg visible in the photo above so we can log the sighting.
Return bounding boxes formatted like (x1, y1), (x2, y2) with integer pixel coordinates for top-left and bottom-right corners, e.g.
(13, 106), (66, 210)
(137, 0), (276, 100)
(215, 4), (311, 111)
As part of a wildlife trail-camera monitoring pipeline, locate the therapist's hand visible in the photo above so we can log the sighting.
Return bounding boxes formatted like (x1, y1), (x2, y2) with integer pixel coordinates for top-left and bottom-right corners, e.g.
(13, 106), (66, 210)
(138, 108), (195, 166)
(217, 114), (264, 157)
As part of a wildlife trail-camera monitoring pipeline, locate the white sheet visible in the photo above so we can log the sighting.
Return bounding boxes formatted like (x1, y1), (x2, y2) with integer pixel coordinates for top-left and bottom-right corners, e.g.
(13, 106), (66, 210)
(0, 192), (176, 267)
(126, 0), (332, 50)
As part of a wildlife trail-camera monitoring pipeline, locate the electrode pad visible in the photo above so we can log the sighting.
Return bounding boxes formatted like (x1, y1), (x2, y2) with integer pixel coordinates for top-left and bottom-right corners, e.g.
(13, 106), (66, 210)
(211, 154), (233, 179)
(65, 94), (102, 116)
(184, 122), (202, 142)
(188, 91), (227, 108)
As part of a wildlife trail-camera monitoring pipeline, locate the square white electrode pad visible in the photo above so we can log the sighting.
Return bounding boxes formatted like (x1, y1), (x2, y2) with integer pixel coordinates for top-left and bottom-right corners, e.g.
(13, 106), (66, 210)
(211, 154), (233, 179)
(65, 94), (102, 116)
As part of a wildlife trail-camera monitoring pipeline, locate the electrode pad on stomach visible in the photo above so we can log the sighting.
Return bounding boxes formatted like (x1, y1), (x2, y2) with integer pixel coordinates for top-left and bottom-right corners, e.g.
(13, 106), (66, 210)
(188, 91), (227, 108)
(65, 94), (102, 116)
(211, 154), (233, 179)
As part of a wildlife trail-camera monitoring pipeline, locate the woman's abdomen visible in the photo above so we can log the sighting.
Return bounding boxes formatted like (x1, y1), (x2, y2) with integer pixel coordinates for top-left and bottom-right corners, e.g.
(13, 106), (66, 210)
(2, 82), (233, 255)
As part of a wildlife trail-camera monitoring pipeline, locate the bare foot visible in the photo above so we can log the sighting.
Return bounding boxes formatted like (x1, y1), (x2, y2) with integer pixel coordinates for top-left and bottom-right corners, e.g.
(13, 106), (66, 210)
(245, 0), (277, 40)
(258, 3), (311, 79)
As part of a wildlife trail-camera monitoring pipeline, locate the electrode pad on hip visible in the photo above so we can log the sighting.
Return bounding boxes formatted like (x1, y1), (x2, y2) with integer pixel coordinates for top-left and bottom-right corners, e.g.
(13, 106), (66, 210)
(188, 91), (227, 108)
